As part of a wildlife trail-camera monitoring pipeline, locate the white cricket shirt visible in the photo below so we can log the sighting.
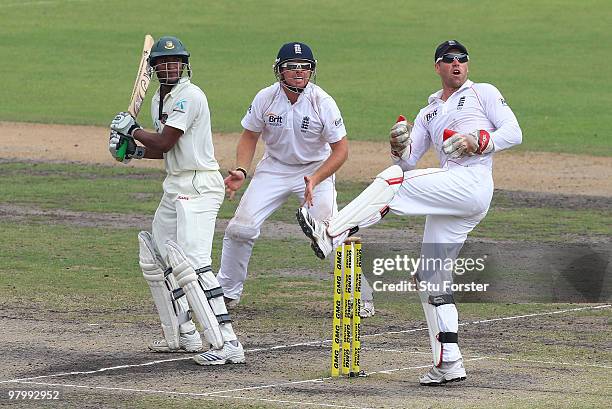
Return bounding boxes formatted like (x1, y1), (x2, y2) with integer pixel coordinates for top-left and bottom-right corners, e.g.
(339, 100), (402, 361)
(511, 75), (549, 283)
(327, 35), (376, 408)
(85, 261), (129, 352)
(151, 78), (219, 175)
(398, 80), (522, 171)
(241, 82), (346, 165)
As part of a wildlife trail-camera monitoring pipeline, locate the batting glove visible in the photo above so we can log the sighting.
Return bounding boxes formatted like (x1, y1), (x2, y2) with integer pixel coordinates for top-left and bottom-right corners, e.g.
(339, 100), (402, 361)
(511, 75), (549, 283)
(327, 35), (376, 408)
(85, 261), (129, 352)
(109, 130), (145, 164)
(110, 111), (143, 137)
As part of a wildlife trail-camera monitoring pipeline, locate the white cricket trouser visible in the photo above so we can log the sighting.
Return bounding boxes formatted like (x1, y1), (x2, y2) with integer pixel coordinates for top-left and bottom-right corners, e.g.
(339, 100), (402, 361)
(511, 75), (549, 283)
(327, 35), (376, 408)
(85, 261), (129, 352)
(334, 163), (492, 362)
(152, 170), (225, 268)
(151, 170), (225, 334)
(218, 156), (335, 299)
(218, 156), (376, 302)
(392, 164), (493, 363)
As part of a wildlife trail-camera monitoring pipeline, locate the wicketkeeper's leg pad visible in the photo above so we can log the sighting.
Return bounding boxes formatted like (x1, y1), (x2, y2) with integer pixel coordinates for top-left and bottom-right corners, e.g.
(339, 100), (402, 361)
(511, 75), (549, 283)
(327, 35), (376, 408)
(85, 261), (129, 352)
(139, 231), (192, 350)
(165, 240), (229, 349)
(327, 165), (404, 237)
(420, 292), (460, 366)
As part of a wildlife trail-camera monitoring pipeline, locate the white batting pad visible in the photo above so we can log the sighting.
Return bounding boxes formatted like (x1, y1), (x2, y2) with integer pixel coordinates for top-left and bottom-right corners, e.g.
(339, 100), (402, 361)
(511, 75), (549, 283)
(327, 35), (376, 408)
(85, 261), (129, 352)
(139, 231), (180, 350)
(165, 240), (224, 349)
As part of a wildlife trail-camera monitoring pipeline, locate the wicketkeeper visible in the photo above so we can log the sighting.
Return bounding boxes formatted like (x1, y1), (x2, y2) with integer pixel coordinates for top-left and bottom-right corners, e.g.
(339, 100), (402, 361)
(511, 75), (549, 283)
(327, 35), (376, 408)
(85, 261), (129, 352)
(297, 40), (522, 385)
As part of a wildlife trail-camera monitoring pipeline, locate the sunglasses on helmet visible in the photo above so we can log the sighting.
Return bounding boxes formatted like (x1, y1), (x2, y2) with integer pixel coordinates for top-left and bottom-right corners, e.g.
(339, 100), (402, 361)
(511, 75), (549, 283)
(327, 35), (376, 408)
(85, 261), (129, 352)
(436, 53), (469, 64)
(281, 62), (312, 71)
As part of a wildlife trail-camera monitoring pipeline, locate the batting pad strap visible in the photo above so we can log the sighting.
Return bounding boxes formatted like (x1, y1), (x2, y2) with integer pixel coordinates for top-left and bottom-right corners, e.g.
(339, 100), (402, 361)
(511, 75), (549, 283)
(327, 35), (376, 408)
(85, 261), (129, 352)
(164, 267), (173, 277)
(203, 287), (225, 300)
(216, 313), (232, 324)
(172, 287), (185, 301)
(428, 294), (455, 306)
(437, 332), (458, 343)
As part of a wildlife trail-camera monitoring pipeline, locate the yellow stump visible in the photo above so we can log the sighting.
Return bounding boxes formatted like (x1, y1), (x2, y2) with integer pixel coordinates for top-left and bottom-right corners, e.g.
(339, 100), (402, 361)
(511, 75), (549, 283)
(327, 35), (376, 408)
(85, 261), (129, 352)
(341, 242), (353, 376)
(331, 247), (343, 377)
(331, 238), (363, 378)
(351, 241), (362, 376)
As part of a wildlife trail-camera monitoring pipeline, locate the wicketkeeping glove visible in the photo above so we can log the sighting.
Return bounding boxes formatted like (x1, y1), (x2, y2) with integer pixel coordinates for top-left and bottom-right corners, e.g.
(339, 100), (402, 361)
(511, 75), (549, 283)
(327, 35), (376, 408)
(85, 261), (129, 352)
(109, 130), (145, 164)
(110, 111), (143, 137)
(389, 115), (413, 160)
(442, 129), (493, 158)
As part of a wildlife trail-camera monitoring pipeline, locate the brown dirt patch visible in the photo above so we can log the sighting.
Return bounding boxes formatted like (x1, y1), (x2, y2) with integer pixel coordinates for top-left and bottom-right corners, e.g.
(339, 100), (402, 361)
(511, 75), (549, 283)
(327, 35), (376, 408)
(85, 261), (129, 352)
(2, 121), (610, 197)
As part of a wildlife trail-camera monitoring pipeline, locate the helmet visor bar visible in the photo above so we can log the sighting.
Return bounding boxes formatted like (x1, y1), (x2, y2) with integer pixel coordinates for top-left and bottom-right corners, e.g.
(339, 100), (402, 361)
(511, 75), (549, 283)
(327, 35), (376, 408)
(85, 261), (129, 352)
(149, 62), (192, 85)
(281, 61), (313, 71)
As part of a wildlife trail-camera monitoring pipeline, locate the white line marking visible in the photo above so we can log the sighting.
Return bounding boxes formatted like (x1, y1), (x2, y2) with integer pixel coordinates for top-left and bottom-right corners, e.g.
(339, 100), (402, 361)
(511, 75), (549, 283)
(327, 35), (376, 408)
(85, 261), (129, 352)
(0, 356), (194, 383)
(10, 380), (371, 409)
(0, 304), (609, 385)
(205, 377), (332, 395)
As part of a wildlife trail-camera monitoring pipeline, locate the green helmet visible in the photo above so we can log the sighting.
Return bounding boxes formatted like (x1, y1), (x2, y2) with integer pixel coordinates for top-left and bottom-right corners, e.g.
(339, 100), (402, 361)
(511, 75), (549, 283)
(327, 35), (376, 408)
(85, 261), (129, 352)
(149, 36), (190, 66)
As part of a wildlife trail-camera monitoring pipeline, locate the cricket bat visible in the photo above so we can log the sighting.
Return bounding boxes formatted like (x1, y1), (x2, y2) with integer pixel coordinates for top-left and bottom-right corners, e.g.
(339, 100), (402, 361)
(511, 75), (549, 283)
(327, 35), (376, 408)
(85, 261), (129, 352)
(117, 34), (155, 161)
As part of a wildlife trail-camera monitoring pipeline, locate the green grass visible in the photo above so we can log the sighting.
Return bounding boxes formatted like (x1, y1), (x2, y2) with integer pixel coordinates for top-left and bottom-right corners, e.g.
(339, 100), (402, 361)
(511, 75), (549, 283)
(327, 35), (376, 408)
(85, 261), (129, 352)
(0, 220), (328, 314)
(1, 162), (609, 242)
(472, 207), (612, 241)
(0, 0), (610, 155)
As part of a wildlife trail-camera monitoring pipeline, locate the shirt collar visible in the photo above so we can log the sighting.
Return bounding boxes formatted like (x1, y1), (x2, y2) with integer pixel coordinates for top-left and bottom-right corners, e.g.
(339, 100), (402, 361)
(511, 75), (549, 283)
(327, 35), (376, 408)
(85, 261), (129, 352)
(428, 79), (473, 104)
(156, 78), (191, 100)
(276, 81), (314, 95)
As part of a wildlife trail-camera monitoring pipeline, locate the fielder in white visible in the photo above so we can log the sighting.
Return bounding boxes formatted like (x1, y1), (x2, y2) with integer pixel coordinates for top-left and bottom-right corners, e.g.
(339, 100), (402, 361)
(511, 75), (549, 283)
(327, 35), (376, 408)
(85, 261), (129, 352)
(218, 42), (376, 316)
(297, 40), (522, 385)
(108, 36), (244, 366)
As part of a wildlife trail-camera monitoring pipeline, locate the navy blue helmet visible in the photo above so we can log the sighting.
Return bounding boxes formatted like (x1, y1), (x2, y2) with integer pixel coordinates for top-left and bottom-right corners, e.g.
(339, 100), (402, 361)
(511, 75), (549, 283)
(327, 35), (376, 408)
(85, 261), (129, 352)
(273, 42), (316, 76)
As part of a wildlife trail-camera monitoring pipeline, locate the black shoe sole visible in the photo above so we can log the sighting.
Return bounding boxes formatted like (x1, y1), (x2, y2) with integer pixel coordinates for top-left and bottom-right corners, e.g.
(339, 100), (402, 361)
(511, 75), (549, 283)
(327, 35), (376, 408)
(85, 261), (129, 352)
(296, 209), (326, 260)
(420, 376), (466, 387)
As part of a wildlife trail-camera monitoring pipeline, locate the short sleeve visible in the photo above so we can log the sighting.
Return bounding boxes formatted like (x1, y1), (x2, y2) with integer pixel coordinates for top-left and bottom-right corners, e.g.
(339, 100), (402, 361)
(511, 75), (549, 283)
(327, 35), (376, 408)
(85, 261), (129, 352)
(241, 92), (266, 133)
(319, 97), (346, 144)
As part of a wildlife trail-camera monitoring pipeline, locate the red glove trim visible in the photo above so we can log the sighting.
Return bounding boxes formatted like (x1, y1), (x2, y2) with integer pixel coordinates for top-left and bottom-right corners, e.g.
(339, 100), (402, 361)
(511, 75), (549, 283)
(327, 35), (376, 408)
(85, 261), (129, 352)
(477, 130), (491, 154)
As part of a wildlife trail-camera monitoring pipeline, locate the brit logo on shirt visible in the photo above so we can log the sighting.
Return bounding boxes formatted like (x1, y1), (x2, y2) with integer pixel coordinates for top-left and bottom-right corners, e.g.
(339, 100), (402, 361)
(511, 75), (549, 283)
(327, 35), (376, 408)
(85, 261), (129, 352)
(301, 116), (310, 131)
(425, 109), (438, 123)
(267, 112), (283, 126)
(457, 96), (465, 110)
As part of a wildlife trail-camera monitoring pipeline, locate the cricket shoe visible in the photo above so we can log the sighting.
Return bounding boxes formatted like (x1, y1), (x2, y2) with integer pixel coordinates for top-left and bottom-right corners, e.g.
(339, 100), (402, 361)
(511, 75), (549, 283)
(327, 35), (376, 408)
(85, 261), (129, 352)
(419, 358), (466, 386)
(360, 300), (375, 318)
(148, 330), (203, 353)
(296, 207), (333, 260)
(193, 340), (245, 365)
(224, 296), (240, 309)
